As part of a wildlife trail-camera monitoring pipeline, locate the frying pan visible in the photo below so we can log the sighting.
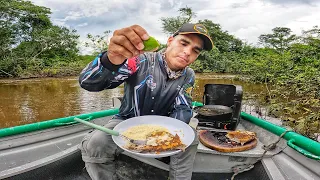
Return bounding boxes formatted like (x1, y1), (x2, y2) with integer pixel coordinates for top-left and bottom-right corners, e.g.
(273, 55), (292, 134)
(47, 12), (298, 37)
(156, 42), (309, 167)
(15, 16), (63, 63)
(194, 105), (233, 121)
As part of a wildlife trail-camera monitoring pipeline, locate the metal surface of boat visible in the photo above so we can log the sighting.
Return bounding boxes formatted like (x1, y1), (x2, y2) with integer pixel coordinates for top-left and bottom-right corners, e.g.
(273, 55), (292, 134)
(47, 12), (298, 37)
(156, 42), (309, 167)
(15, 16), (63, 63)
(0, 98), (319, 180)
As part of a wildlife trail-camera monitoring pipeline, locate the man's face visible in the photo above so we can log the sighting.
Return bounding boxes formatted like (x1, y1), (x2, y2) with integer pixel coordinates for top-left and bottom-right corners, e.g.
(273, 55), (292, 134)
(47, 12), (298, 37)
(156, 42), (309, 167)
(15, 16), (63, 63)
(165, 34), (203, 71)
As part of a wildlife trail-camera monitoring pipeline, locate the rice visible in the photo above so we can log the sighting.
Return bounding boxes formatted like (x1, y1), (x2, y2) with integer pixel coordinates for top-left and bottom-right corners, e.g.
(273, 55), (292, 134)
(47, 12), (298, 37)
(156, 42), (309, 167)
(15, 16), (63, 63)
(122, 124), (169, 140)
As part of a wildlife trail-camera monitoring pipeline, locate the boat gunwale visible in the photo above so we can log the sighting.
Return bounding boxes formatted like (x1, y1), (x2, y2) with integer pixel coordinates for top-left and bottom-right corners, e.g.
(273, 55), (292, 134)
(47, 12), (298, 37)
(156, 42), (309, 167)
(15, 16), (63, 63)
(0, 146), (79, 179)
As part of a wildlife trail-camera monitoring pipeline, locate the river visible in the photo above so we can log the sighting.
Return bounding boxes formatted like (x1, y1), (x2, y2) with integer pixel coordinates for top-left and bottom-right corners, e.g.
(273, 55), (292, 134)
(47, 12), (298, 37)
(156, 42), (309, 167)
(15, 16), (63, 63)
(0, 74), (266, 128)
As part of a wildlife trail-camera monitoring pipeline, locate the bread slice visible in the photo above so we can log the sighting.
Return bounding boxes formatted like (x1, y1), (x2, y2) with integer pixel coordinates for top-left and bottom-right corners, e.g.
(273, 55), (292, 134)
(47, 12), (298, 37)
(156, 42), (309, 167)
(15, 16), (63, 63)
(199, 130), (257, 153)
(225, 130), (256, 145)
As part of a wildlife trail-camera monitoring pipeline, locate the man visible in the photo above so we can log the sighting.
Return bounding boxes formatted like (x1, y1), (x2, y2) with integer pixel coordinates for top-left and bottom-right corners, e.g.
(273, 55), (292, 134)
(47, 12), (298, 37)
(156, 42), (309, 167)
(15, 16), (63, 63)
(78, 23), (213, 180)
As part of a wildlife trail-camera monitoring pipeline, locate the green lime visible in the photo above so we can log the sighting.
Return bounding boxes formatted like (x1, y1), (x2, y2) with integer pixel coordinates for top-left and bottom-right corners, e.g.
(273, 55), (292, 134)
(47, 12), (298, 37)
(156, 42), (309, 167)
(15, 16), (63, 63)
(143, 36), (160, 51)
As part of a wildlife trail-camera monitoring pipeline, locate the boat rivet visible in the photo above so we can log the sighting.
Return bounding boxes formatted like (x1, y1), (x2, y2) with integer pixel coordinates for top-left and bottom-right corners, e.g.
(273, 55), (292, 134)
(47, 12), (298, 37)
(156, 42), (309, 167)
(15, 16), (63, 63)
(152, 97), (154, 99)
(151, 110), (154, 112)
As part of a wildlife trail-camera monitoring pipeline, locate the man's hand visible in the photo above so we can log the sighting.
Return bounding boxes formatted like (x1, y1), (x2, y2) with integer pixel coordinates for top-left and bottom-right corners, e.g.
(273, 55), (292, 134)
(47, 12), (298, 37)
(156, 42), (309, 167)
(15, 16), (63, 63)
(107, 25), (149, 65)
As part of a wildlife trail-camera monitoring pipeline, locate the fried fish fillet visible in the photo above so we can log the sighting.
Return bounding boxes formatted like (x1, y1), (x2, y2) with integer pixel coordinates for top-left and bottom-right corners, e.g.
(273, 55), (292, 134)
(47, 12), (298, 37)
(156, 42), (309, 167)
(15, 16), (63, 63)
(126, 131), (186, 153)
(225, 130), (256, 145)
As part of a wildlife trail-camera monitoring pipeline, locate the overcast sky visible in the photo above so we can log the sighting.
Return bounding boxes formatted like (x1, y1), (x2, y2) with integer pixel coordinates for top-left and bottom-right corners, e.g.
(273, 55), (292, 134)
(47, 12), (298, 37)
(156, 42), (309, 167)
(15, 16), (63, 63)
(31, 0), (320, 53)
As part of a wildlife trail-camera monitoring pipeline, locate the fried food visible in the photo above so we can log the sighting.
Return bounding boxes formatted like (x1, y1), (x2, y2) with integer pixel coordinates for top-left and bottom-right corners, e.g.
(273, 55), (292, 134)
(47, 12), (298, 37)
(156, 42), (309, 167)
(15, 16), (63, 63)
(125, 131), (186, 153)
(199, 130), (258, 152)
(225, 130), (256, 145)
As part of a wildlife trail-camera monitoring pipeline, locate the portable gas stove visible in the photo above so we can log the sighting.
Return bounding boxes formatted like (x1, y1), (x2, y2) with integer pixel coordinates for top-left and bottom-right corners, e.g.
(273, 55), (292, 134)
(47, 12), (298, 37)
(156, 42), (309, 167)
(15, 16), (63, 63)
(196, 84), (243, 130)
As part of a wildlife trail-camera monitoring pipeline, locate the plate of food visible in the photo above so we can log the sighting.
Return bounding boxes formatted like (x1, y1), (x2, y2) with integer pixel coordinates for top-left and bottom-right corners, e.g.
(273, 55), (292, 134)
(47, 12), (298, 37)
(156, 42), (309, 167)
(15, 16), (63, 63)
(112, 115), (195, 158)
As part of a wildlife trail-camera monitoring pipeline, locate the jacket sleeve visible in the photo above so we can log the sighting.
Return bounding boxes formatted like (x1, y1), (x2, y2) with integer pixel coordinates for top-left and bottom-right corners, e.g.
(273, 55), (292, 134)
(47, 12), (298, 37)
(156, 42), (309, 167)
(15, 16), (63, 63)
(169, 69), (195, 124)
(79, 52), (145, 92)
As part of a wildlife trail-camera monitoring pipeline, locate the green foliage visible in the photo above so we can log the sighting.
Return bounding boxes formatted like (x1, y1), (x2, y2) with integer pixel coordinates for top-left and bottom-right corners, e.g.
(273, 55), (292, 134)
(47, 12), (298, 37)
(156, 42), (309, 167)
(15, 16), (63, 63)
(0, 0), (80, 77)
(160, 6), (196, 35)
(198, 19), (243, 53)
(161, 7), (319, 139)
(85, 30), (111, 54)
(258, 27), (296, 53)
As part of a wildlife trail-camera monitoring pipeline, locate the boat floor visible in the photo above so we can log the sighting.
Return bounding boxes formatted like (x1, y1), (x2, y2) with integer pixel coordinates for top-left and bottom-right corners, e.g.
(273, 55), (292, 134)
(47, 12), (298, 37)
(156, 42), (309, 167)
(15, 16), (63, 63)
(4, 151), (269, 180)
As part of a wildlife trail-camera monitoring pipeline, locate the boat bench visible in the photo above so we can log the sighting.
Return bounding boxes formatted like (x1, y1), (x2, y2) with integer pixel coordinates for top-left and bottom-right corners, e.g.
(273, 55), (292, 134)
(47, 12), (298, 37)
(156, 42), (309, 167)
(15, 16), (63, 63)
(190, 117), (288, 173)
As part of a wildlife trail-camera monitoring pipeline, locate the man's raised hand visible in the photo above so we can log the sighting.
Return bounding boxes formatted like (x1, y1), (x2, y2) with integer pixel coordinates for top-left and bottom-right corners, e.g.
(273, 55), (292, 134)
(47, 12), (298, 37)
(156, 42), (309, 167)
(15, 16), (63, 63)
(107, 25), (149, 65)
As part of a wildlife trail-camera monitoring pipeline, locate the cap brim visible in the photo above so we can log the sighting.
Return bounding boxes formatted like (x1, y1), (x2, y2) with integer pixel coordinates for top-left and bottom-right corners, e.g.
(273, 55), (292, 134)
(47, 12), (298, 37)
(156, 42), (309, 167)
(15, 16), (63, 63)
(178, 32), (214, 51)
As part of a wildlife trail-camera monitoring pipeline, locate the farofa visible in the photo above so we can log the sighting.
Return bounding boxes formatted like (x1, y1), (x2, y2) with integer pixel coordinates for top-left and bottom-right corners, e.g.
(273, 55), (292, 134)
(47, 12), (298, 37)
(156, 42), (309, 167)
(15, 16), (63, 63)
(122, 124), (169, 140)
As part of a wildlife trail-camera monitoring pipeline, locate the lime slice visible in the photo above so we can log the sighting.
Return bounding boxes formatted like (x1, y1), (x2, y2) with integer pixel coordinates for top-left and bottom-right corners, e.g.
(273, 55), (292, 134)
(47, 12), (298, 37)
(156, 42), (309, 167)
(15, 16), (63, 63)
(143, 36), (160, 51)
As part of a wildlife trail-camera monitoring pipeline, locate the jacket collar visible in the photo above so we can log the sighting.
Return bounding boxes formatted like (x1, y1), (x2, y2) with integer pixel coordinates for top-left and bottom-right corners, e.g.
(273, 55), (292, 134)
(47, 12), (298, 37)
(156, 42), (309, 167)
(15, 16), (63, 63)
(157, 48), (186, 79)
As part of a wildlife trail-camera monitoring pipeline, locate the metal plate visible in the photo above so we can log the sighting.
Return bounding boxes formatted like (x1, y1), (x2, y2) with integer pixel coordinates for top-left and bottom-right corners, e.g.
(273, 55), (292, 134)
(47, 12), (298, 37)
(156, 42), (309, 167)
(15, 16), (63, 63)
(112, 115), (195, 158)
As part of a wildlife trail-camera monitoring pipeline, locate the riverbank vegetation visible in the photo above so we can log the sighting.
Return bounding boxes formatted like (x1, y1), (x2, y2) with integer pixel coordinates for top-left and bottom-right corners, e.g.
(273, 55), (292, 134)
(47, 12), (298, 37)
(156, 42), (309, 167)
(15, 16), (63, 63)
(0, 1), (319, 139)
(0, 0), (95, 78)
(160, 7), (319, 140)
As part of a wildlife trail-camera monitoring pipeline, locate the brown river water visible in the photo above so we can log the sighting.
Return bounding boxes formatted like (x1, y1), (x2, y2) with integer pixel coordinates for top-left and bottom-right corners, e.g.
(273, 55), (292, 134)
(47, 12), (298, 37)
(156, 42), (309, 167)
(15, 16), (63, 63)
(0, 74), (265, 128)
